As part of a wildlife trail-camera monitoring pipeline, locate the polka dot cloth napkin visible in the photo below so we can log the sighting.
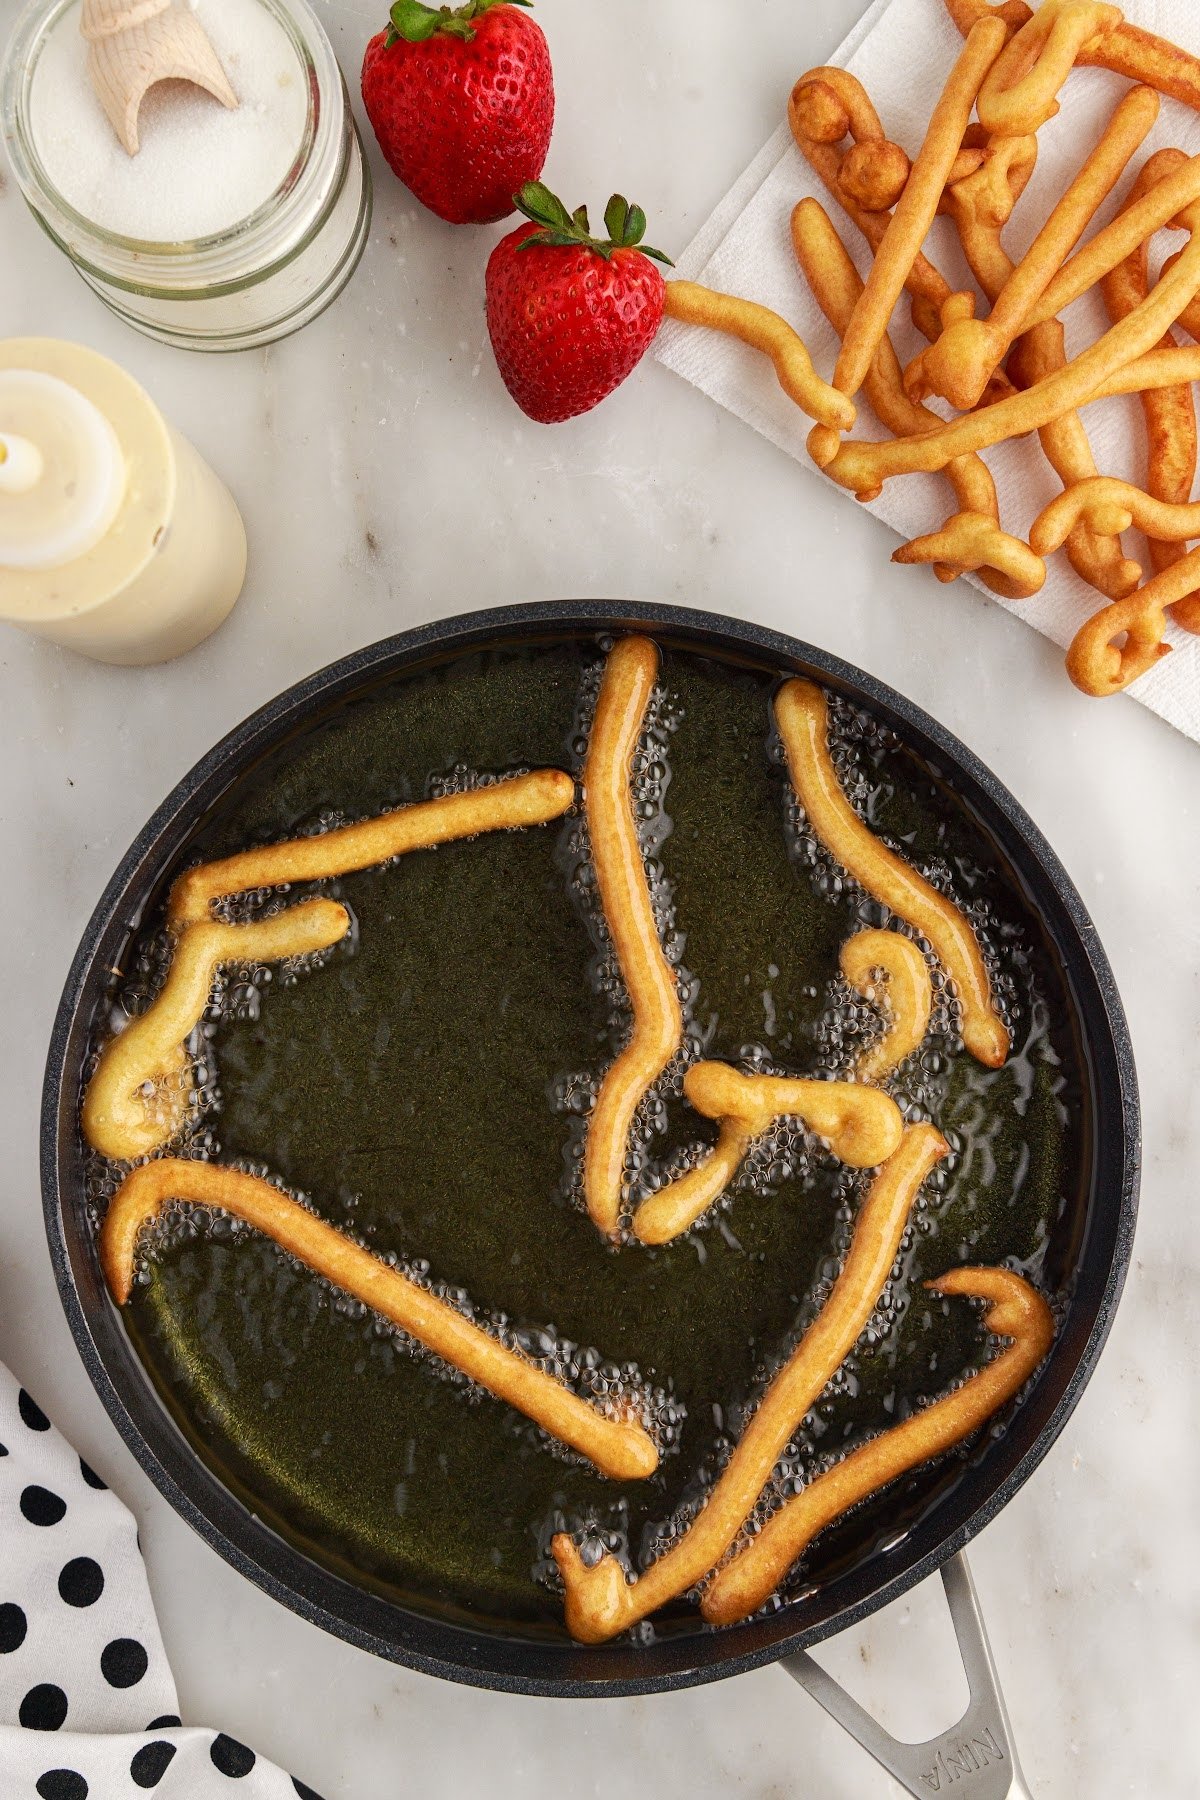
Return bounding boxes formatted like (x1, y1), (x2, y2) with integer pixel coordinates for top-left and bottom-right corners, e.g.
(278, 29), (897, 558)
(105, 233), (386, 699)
(0, 1364), (324, 1800)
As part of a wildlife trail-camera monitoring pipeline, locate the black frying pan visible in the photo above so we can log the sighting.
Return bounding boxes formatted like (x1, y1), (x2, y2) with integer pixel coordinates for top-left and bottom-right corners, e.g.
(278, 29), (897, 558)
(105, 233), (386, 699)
(40, 602), (1138, 1759)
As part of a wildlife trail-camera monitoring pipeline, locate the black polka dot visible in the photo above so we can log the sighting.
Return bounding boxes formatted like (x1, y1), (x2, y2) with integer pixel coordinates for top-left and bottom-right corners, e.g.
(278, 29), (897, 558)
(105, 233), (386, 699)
(131, 1741), (177, 1788)
(292, 1780), (326, 1799)
(35, 1773), (87, 1800)
(0, 1601), (27, 1652)
(58, 1556), (105, 1608)
(57, 1555), (104, 1612)
(0, 1439), (8, 1454)
(210, 1734), (256, 1778)
(147, 1714), (181, 1729)
(101, 1636), (148, 1688)
(19, 1389), (51, 1431)
(20, 1683), (68, 1729)
(79, 1458), (107, 1490)
(21, 1485), (67, 1526)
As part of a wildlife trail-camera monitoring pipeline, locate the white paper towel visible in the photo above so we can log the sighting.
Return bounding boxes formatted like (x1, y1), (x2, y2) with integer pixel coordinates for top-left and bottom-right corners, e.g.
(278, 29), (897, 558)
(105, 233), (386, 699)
(654, 0), (1200, 742)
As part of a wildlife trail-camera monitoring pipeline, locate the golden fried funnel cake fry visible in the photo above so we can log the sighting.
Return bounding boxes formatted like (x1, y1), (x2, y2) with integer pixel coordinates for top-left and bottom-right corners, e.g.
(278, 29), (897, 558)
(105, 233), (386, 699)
(890, 512), (1047, 597)
(701, 1266), (1054, 1625)
(775, 681), (1009, 1069)
(583, 637), (684, 1237)
(840, 929), (934, 1083)
(905, 84), (1158, 412)
(831, 19), (1008, 400)
(1025, 151), (1200, 328)
(1066, 552), (1200, 694)
(944, 0), (1032, 26)
(631, 1061), (904, 1247)
(790, 198), (1043, 600)
(553, 1124), (948, 1642)
(1032, 479), (1200, 682)
(661, 281), (856, 432)
(1156, 249), (1200, 346)
(1101, 151), (1200, 632)
(789, 69), (959, 348)
(809, 224), (1200, 500)
(975, 1), (1122, 137)
(945, 0), (1200, 118)
(82, 900), (351, 1162)
(935, 127), (1136, 601)
(1032, 476), (1200, 558)
(1088, 343), (1200, 397)
(101, 1159), (660, 1482)
(169, 770), (578, 925)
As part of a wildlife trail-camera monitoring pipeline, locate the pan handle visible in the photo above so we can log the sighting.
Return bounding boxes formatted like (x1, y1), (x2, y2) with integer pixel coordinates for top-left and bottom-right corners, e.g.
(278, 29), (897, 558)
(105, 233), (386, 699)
(779, 1552), (1034, 1799)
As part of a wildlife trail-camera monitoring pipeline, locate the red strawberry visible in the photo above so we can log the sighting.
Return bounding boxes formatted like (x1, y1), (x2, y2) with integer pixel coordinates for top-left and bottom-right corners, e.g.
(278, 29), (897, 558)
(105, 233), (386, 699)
(361, 0), (553, 225)
(485, 183), (672, 423)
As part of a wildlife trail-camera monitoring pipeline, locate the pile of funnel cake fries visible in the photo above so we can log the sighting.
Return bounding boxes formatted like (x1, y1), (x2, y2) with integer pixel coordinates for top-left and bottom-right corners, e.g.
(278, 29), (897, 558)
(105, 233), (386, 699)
(86, 635), (1053, 1639)
(665, 0), (1200, 698)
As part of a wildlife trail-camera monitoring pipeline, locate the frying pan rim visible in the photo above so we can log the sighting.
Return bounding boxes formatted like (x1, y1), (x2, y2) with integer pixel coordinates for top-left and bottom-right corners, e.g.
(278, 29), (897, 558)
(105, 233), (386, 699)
(40, 598), (1140, 1697)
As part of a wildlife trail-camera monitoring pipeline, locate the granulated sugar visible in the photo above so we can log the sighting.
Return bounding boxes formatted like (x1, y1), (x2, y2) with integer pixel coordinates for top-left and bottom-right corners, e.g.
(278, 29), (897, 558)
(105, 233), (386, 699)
(29, 0), (309, 242)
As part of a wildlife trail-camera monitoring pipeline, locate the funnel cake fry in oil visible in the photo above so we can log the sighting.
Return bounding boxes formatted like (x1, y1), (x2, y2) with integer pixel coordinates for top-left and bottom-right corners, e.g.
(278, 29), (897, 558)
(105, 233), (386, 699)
(101, 1159), (660, 1483)
(702, 1267), (1054, 1625)
(631, 1061), (904, 1246)
(170, 768), (577, 924)
(840, 929), (934, 1084)
(582, 637), (684, 1236)
(553, 1125), (948, 1642)
(775, 681), (1009, 1069)
(82, 899), (350, 1161)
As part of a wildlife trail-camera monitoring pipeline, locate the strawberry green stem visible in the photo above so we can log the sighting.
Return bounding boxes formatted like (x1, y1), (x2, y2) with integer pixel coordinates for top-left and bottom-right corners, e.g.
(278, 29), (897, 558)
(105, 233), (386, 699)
(512, 182), (673, 264)
(385, 0), (531, 49)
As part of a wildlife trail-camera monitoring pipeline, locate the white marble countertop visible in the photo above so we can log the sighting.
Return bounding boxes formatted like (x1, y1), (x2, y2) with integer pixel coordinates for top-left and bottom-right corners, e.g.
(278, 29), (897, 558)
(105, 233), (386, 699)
(2, 1), (1198, 1794)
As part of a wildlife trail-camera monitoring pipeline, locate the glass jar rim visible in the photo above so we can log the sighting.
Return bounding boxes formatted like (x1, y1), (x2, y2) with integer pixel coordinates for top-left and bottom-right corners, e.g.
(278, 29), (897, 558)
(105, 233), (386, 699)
(1, 0), (347, 284)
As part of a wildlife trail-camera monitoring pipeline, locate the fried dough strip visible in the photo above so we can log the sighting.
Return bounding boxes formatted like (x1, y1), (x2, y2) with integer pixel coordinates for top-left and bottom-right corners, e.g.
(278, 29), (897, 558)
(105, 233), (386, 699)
(809, 227), (1200, 500)
(1027, 152), (1200, 327)
(169, 770), (578, 926)
(553, 1124), (949, 1641)
(1090, 344), (1200, 396)
(101, 1160), (660, 1482)
(1068, 548), (1200, 693)
(790, 198), (1043, 599)
(840, 929), (934, 1083)
(789, 68), (954, 346)
(941, 125), (1138, 599)
(661, 281), (855, 432)
(832, 19), (1008, 399)
(631, 1060), (905, 1247)
(944, 0), (1032, 25)
(1033, 477), (1200, 555)
(1012, 325), (1141, 599)
(1033, 486), (1200, 685)
(944, 1), (1200, 115)
(701, 1267), (1054, 1625)
(82, 900), (351, 1161)
(1101, 150), (1200, 632)
(1157, 251), (1200, 344)
(1092, 24), (1200, 109)
(583, 636), (684, 1237)
(776, 681), (1009, 1068)
(975, 0), (1123, 137)
(888, 513), (1044, 594)
(906, 85), (1158, 412)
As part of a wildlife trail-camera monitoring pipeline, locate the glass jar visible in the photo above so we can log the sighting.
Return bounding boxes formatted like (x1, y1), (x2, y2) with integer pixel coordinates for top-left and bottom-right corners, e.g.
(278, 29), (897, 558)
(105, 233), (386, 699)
(1, 0), (371, 352)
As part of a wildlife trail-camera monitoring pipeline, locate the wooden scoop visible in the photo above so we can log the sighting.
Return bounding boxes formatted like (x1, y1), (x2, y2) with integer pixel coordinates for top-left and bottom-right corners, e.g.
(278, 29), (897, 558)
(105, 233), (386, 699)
(81, 0), (238, 157)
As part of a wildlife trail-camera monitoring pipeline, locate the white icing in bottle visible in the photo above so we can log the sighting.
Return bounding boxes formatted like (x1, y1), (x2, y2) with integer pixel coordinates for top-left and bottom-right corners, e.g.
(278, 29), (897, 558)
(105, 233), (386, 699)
(0, 340), (247, 663)
(0, 370), (127, 568)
